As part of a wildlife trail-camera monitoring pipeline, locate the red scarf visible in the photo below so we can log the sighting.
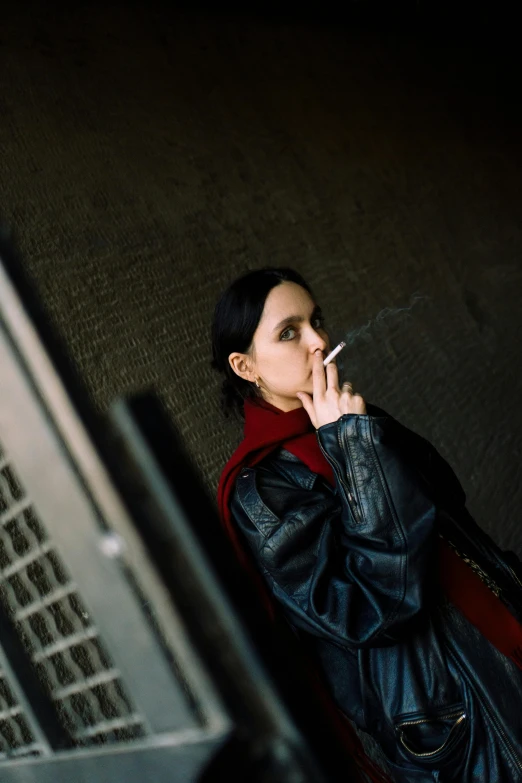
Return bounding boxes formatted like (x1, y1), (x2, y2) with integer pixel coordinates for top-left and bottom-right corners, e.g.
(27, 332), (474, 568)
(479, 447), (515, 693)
(217, 398), (522, 781)
(217, 397), (335, 608)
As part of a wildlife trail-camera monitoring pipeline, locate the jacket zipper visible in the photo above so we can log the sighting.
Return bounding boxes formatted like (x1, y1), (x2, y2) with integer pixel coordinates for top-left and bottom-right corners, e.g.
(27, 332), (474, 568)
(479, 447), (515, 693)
(445, 643), (522, 772)
(397, 709), (465, 728)
(475, 684), (522, 771)
(317, 435), (363, 525)
(339, 421), (366, 519)
(397, 710), (467, 758)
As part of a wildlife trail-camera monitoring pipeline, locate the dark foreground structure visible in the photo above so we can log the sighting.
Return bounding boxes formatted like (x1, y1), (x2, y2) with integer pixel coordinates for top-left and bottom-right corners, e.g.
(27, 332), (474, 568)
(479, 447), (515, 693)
(0, 237), (363, 780)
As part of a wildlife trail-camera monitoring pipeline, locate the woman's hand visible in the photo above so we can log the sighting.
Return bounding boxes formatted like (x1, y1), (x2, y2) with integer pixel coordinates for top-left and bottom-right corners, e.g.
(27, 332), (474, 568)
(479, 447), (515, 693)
(296, 349), (366, 430)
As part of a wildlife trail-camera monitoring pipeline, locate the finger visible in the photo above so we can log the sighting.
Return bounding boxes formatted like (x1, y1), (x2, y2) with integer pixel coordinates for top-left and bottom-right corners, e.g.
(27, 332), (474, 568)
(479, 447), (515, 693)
(296, 391), (309, 408)
(340, 392), (351, 415)
(325, 360), (339, 391)
(352, 392), (366, 411)
(313, 349), (326, 395)
(296, 392), (316, 427)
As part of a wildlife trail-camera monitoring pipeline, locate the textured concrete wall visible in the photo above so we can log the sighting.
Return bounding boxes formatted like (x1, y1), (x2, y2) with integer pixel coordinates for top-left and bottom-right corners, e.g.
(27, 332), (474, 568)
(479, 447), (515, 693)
(1, 2), (521, 558)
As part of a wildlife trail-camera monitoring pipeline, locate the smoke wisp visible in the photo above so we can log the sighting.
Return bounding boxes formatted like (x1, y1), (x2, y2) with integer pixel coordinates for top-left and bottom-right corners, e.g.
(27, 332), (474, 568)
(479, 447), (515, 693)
(338, 292), (429, 349)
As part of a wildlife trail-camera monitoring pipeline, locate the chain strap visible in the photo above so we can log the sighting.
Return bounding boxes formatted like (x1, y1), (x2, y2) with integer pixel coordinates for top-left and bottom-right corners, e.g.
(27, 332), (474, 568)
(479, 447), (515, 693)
(439, 533), (503, 599)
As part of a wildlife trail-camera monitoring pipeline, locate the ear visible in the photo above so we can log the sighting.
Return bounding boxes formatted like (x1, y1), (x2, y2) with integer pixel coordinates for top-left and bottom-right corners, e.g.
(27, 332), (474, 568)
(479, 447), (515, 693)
(228, 352), (255, 383)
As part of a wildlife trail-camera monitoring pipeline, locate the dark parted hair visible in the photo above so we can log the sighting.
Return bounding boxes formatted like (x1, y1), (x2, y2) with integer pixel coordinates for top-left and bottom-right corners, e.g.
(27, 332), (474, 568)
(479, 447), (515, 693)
(210, 267), (316, 422)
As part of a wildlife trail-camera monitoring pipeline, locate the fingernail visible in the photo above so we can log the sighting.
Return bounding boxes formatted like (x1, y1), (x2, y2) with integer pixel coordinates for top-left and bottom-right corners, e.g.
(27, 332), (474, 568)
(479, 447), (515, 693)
(315, 350), (321, 356)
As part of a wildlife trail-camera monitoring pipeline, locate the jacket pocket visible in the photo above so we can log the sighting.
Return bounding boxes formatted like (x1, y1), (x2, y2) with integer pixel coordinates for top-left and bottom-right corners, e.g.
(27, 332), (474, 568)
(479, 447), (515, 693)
(394, 704), (467, 765)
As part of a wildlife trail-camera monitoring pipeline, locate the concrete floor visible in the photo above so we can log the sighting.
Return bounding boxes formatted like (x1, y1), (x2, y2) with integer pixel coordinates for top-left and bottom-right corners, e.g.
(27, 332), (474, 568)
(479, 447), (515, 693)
(1, 1), (522, 557)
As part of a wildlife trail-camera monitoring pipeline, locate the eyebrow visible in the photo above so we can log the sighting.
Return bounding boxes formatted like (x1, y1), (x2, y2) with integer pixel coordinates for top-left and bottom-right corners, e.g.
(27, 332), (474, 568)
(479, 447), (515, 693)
(272, 304), (322, 334)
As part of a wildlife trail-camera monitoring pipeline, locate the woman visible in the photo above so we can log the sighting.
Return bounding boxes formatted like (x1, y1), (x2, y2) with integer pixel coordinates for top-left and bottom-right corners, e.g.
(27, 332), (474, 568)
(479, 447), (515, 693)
(211, 266), (522, 783)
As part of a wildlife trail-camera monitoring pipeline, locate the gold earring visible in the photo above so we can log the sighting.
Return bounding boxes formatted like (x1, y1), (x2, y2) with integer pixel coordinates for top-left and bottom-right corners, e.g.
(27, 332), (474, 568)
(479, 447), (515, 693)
(255, 378), (260, 388)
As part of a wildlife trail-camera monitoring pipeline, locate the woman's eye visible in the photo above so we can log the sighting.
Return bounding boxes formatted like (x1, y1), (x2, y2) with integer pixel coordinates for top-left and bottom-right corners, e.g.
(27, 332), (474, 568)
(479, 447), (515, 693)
(280, 316), (325, 341)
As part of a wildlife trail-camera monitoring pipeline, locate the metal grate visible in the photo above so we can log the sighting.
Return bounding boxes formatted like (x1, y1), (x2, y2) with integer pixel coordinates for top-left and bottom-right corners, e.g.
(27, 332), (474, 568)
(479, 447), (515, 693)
(0, 439), (147, 751)
(0, 669), (43, 760)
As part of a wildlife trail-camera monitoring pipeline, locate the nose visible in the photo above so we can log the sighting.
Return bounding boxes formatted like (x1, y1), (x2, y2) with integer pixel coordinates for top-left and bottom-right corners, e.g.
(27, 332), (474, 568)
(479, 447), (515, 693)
(311, 334), (328, 355)
(304, 323), (329, 357)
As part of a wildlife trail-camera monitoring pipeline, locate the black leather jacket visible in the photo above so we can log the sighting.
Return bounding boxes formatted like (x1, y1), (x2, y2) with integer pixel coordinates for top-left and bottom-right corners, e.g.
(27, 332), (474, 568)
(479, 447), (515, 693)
(230, 404), (522, 782)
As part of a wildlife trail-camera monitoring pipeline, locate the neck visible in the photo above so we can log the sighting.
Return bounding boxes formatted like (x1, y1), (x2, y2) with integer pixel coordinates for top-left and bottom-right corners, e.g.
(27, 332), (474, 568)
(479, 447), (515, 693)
(257, 395), (304, 414)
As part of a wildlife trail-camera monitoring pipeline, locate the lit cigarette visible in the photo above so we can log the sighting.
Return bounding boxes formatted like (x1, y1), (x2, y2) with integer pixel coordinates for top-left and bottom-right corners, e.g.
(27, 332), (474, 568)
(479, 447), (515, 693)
(323, 341), (346, 367)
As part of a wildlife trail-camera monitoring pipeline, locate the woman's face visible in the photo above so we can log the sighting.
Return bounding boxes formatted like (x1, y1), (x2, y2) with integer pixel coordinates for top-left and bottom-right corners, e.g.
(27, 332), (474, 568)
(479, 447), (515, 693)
(229, 281), (331, 412)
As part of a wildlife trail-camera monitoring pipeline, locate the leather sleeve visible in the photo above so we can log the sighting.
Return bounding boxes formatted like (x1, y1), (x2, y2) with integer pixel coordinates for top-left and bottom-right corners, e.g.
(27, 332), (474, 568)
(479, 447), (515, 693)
(373, 406), (522, 596)
(230, 411), (440, 649)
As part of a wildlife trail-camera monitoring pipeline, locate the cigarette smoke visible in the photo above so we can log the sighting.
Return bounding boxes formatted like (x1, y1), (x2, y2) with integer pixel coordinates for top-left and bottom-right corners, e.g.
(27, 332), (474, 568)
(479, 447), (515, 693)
(343, 293), (429, 346)
(332, 292), (430, 373)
